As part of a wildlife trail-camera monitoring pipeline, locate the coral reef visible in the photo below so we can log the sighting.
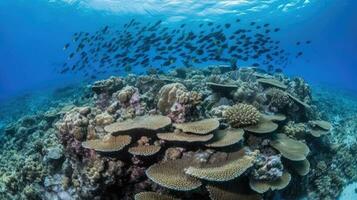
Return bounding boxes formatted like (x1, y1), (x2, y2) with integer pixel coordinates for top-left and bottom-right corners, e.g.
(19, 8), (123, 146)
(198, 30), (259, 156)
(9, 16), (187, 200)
(223, 103), (261, 128)
(1, 66), (355, 200)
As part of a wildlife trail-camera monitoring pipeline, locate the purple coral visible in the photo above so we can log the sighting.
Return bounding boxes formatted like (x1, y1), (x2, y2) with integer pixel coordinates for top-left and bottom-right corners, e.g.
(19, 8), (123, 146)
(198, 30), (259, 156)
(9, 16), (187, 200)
(95, 92), (111, 110)
(167, 102), (187, 123)
(251, 154), (284, 181)
(129, 89), (144, 115)
(58, 128), (92, 159)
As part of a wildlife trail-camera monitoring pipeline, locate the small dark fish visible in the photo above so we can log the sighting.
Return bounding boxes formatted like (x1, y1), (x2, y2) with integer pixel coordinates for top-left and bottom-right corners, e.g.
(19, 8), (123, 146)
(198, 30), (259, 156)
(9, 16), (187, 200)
(306, 40), (311, 44)
(60, 67), (69, 74)
(102, 25), (109, 33)
(274, 28), (280, 32)
(207, 22), (213, 26)
(296, 42), (301, 45)
(236, 19), (241, 22)
(68, 52), (75, 59)
(224, 23), (231, 29)
(275, 68), (283, 73)
(250, 22), (256, 26)
(196, 49), (204, 55)
(180, 24), (186, 28)
(63, 43), (70, 50)
(264, 23), (270, 27)
(296, 52), (303, 57)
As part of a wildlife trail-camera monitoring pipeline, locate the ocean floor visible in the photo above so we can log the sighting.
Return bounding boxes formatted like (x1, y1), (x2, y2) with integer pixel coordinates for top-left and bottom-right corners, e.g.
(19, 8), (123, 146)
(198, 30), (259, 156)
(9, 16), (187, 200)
(339, 182), (357, 200)
(0, 67), (356, 200)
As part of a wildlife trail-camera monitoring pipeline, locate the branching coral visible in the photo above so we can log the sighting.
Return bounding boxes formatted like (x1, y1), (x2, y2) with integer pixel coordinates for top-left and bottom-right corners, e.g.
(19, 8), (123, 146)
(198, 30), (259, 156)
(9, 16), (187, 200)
(223, 103), (260, 128)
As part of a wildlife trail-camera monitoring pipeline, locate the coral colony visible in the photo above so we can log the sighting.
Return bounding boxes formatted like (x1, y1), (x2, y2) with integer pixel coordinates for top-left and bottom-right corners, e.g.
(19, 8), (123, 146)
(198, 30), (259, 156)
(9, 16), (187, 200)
(0, 66), (355, 200)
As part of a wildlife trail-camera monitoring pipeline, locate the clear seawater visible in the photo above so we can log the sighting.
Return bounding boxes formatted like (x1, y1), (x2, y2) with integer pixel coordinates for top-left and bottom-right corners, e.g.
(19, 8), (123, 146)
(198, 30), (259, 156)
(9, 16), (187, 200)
(0, 0), (356, 199)
(0, 0), (356, 99)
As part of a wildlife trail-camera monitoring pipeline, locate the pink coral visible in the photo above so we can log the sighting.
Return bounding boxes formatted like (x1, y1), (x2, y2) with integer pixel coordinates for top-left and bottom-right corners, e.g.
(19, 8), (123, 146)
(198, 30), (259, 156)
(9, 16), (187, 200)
(167, 102), (187, 123)
(251, 154), (284, 181)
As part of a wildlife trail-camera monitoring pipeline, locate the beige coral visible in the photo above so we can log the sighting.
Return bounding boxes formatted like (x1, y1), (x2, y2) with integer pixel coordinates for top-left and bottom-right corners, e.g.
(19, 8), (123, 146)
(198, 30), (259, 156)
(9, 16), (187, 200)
(223, 104), (260, 128)
(157, 83), (188, 114)
(104, 115), (171, 134)
(184, 155), (254, 182)
(146, 159), (202, 191)
(173, 118), (220, 135)
(82, 134), (132, 152)
(94, 112), (114, 126)
(56, 107), (90, 141)
(249, 171), (291, 193)
(128, 145), (161, 156)
(157, 83), (202, 115)
(266, 88), (293, 109)
(115, 86), (137, 104)
(134, 192), (179, 200)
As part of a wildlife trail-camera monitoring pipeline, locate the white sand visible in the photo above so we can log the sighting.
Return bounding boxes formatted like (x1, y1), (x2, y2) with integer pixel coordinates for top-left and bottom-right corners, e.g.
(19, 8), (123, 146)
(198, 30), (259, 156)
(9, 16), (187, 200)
(339, 182), (357, 200)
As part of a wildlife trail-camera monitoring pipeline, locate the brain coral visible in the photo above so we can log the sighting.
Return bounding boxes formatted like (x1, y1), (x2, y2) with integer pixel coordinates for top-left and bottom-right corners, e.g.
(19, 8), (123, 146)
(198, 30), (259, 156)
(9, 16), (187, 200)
(223, 104), (260, 128)
(116, 86), (137, 104)
(157, 83), (188, 114)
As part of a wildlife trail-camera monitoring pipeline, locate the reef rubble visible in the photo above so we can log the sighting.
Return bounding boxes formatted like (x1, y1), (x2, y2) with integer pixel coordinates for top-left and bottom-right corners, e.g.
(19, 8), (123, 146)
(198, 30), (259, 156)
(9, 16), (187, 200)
(0, 66), (356, 200)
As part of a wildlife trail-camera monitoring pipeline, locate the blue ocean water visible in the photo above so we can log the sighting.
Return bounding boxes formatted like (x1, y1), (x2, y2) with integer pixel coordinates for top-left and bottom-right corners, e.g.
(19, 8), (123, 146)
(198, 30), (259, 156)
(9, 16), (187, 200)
(0, 0), (356, 101)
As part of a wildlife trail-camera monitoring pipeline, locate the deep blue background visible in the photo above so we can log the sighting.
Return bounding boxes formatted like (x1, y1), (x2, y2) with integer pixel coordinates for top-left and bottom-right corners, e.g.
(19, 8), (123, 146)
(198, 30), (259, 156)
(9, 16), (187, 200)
(0, 0), (356, 101)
